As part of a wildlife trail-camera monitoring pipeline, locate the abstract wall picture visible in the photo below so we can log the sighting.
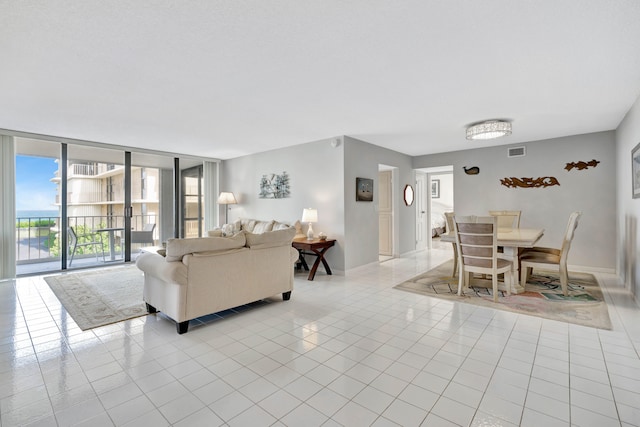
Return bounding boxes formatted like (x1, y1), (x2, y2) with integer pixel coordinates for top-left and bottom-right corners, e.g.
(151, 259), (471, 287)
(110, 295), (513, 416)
(500, 176), (560, 188)
(259, 171), (290, 198)
(565, 159), (600, 171)
(632, 143), (640, 198)
(356, 177), (374, 201)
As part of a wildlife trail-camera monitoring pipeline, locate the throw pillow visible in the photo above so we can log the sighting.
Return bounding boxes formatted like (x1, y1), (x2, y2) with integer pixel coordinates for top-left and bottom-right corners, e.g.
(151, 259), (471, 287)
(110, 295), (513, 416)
(252, 220), (275, 234)
(207, 229), (223, 237)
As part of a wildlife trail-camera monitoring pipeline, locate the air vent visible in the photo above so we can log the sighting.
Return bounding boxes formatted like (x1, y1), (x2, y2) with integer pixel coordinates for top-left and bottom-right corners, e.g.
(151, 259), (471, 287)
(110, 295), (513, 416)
(508, 146), (526, 158)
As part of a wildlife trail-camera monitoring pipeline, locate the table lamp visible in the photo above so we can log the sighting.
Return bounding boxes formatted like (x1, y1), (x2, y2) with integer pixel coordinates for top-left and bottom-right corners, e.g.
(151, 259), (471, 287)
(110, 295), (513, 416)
(301, 208), (318, 240)
(217, 192), (237, 224)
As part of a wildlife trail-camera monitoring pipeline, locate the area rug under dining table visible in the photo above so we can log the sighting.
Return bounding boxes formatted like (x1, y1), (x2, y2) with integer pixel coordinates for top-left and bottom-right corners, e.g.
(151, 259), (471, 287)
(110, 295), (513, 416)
(44, 266), (147, 330)
(394, 260), (612, 330)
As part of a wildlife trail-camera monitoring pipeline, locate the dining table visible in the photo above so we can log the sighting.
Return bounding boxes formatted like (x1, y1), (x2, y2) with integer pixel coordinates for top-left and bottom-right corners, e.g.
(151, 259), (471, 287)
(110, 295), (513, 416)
(440, 227), (544, 294)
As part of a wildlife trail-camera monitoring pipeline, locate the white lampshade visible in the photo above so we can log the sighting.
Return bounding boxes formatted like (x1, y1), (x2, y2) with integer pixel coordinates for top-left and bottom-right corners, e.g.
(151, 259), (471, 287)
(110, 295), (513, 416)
(301, 208), (318, 223)
(217, 192), (237, 205)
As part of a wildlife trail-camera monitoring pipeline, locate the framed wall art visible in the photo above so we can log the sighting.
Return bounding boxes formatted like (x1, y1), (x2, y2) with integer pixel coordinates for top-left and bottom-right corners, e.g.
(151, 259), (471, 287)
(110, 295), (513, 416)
(633, 142), (640, 198)
(356, 177), (373, 202)
(259, 171), (290, 199)
(431, 179), (440, 199)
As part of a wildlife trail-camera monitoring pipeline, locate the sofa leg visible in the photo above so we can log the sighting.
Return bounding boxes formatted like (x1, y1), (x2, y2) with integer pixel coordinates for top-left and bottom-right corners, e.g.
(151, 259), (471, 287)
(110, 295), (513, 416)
(282, 291), (291, 301)
(177, 321), (189, 334)
(146, 303), (157, 314)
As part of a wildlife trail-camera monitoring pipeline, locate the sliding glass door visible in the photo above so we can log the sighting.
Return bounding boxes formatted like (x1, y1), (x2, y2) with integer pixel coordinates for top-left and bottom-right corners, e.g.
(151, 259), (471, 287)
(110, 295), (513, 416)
(181, 164), (204, 238)
(65, 145), (126, 269)
(12, 136), (214, 275)
(15, 139), (61, 275)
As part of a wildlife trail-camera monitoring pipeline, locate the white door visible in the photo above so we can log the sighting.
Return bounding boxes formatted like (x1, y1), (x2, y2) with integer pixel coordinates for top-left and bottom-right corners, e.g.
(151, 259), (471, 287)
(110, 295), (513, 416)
(378, 170), (393, 256)
(415, 173), (427, 251)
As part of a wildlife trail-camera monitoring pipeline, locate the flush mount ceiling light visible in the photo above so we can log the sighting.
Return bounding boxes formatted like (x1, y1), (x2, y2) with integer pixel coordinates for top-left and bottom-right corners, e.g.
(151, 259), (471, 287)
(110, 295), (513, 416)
(466, 120), (512, 140)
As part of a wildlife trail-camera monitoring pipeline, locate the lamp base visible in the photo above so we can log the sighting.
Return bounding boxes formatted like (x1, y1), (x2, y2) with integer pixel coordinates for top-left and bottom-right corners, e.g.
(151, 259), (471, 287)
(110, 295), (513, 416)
(306, 223), (314, 240)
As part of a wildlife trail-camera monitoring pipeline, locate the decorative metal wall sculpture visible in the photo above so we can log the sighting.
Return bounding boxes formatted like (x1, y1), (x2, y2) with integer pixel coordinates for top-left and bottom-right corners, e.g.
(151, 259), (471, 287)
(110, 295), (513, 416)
(259, 171), (290, 198)
(500, 177), (560, 188)
(564, 159), (600, 171)
(463, 166), (480, 175)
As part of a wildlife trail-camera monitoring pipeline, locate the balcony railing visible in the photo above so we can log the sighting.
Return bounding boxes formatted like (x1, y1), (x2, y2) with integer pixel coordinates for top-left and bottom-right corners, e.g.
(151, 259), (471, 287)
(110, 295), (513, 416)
(16, 214), (157, 265)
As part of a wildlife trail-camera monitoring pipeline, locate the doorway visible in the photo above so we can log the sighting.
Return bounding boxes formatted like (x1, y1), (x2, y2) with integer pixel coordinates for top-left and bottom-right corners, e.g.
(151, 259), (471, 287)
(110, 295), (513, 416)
(378, 165), (399, 261)
(415, 166), (454, 250)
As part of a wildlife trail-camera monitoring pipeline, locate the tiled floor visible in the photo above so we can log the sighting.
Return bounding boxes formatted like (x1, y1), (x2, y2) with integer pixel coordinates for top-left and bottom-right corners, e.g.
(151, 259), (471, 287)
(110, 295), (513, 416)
(1, 247), (639, 426)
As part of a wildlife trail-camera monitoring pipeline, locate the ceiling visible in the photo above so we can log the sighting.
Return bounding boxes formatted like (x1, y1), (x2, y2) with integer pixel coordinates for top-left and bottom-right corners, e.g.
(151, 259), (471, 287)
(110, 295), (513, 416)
(2, 0), (640, 160)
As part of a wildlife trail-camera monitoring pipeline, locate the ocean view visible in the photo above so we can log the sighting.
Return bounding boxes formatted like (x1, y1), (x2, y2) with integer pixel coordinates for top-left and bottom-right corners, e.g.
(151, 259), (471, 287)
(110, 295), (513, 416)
(16, 210), (59, 220)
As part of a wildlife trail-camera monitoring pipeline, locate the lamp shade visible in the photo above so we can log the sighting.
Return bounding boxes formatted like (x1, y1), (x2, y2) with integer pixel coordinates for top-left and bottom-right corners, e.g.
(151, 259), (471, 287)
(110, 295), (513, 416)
(301, 208), (318, 223)
(217, 192), (237, 205)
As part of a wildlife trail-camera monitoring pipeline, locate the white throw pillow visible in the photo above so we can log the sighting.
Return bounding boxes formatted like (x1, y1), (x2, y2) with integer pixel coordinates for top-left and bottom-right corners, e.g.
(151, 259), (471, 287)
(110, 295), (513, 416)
(252, 220), (275, 234)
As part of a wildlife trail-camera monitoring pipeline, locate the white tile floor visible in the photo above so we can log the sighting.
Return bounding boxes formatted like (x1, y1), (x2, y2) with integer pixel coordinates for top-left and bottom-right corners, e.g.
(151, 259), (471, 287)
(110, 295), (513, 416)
(1, 247), (639, 427)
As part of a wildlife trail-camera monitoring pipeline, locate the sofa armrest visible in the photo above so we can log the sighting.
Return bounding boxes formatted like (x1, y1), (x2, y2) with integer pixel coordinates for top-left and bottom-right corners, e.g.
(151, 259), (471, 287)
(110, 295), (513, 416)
(136, 252), (188, 286)
(290, 247), (299, 264)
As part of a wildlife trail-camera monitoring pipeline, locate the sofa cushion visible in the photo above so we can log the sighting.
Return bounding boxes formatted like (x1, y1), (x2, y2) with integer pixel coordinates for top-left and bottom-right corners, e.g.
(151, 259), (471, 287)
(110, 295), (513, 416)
(245, 227), (296, 249)
(165, 232), (246, 262)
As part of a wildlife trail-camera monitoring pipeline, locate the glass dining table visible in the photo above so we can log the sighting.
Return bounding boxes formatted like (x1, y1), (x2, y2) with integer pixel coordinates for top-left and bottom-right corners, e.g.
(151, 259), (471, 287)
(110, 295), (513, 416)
(440, 227), (545, 294)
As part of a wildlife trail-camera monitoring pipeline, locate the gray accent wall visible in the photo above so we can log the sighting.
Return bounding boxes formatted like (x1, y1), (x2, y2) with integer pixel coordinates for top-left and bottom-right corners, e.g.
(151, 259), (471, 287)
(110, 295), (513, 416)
(413, 131), (617, 271)
(343, 137), (415, 269)
(616, 93), (640, 298)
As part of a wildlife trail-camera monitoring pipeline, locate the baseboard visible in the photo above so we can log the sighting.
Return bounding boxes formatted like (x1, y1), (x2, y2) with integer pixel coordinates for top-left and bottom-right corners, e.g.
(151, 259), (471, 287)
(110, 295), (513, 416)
(569, 264), (616, 275)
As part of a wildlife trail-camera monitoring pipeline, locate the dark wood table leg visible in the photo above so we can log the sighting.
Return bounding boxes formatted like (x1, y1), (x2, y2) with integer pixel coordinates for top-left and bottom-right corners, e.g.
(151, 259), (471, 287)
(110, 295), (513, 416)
(297, 250), (310, 271)
(307, 247), (332, 280)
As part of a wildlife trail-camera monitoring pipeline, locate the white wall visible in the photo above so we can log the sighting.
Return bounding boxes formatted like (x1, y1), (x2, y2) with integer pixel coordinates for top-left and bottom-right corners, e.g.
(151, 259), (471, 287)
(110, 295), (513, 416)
(616, 93), (640, 297)
(221, 137), (346, 271)
(414, 132), (617, 271)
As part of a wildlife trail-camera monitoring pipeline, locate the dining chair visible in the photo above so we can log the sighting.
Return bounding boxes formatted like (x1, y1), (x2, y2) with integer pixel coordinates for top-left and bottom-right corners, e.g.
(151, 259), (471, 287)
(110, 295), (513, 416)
(519, 211), (581, 296)
(68, 226), (105, 266)
(444, 212), (457, 277)
(453, 215), (513, 302)
(489, 210), (521, 229)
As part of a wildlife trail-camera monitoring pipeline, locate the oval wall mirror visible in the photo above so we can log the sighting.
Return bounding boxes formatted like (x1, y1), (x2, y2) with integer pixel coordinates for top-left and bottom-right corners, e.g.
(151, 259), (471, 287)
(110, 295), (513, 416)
(403, 184), (414, 206)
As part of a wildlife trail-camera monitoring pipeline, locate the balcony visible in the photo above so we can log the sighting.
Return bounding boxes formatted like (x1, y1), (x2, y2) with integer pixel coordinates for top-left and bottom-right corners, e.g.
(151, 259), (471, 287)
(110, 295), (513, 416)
(16, 214), (157, 275)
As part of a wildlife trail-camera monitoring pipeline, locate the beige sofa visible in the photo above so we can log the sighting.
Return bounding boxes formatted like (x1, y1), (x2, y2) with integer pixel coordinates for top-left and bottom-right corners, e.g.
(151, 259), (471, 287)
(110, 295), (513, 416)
(136, 226), (298, 334)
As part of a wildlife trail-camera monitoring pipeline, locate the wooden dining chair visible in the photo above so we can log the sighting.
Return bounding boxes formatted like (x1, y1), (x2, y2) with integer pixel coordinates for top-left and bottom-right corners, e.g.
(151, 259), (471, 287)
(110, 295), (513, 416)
(489, 210), (521, 229)
(453, 215), (513, 302)
(444, 212), (457, 277)
(519, 211), (582, 296)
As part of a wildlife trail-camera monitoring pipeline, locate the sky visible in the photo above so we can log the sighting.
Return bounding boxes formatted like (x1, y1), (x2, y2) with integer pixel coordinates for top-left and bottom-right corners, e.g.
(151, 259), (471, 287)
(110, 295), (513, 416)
(15, 155), (58, 211)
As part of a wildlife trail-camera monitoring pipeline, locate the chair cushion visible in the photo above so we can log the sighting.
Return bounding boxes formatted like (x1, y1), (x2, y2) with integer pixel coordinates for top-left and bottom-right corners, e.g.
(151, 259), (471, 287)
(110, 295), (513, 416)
(521, 252), (560, 265)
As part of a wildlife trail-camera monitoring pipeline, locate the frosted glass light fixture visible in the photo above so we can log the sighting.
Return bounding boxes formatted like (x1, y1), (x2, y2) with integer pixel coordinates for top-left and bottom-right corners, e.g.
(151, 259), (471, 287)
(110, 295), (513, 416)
(217, 192), (237, 224)
(466, 120), (512, 140)
(301, 208), (318, 240)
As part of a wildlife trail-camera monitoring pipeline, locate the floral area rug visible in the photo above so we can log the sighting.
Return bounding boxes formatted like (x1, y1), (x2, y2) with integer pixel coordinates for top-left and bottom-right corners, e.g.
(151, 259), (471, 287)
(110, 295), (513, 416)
(44, 266), (147, 330)
(394, 260), (612, 330)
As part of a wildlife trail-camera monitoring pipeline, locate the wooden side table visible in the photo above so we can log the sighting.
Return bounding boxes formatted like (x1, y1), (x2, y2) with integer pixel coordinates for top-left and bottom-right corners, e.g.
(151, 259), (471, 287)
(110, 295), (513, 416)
(292, 237), (336, 281)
